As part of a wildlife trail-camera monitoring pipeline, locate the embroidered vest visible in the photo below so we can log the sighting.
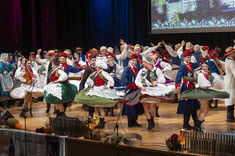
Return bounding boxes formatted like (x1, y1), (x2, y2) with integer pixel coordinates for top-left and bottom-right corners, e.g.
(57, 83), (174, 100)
(142, 69), (157, 87)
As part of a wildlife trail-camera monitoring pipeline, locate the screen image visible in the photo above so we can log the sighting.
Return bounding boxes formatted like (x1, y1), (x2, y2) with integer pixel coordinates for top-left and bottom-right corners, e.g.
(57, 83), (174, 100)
(151, 0), (235, 33)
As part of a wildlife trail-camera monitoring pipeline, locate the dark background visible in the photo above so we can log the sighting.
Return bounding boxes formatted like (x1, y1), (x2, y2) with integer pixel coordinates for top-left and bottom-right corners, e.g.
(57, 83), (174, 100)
(0, 0), (234, 56)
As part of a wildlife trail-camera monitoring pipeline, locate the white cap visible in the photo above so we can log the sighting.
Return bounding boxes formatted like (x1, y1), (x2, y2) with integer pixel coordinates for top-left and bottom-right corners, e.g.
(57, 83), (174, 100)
(107, 47), (113, 53)
(95, 59), (107, 69)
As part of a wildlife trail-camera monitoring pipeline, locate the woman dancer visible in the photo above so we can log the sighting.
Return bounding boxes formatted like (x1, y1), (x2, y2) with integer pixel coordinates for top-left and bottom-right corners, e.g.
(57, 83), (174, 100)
(11, 59), (43, 117)
(135, 56), (175, 130)
(75, 59), (120, 128)
(181, 61), (229, 132)
(44, 58), (78, 118)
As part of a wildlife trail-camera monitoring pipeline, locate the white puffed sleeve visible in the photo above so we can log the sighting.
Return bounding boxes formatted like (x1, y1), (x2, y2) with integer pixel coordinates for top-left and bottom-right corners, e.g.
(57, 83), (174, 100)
(101, 70), (114, 87)
(36, 54), (47, 64)
(85, 74), (94, 87)
(32, 68), (40, 80)
(165, 44), (177, 57)
(177, 46), (184, 58)
(15, 68), (26, 82)
(140, 46), (159, 57)
(156, 68), (166, 84)
(57, 69), (68, 82)
(160, 61), (172, 72)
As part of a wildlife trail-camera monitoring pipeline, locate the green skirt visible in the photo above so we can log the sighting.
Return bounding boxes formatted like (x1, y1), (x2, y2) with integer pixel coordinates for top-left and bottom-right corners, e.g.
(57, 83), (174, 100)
(181, 88), (230, 100)
(74, 88), (120, 107)
(44, 82), (77, 104)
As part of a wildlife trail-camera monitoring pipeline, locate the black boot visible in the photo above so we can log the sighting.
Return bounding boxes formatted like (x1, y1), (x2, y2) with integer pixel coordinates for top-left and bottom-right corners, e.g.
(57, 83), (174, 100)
(132, 116), (142, 127)
(98, 118), (105, 129)
(194, 119), (203, 132)
(20, 108), (27, 118)
(227, 105), (235, 122)
(29, 109), (33, 117)
(209, 100), (213, 108)
(110, 107), (114, 116)
(147, 119), (152, 130)
(53, 106), (57, 114)
(2, 101), (10, 109)
(155, 107), (160, 117)
(63, 103), (68, 112)
(46, 103), (51, 113)
(151, 117), (155, 128)
(214, 100), (218, 108)
(127, 116), (133, 127)
(183, 114), (193, 130)
(209, 99), (218, 109)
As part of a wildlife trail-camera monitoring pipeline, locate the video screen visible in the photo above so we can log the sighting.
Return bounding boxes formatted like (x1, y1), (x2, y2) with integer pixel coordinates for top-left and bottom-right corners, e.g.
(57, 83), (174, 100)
(151, 0), (235, 33)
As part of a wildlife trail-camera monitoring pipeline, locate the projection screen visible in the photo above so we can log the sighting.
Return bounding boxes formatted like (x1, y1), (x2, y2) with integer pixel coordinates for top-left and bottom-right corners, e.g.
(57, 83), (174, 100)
(151, 0), (235, 34)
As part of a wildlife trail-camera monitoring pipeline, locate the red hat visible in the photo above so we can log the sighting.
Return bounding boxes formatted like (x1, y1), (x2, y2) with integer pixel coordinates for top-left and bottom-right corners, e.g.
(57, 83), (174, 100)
(47, 50), (55, 55)
(162, 49), (169, 57)
(151, 51), (156, 54)
(29, 55), (35, 58)
(58, 52), (68, 58)
(129, 53), (138, 60)
(129, 45), (134, 51)
(106, 52), (115, 58)
(202, 45), (210, 51)
(183, 50), (192, 57)
(223, 46), (235, 59)
(209, 50), (217, 59)
(86, 51), (95, 59)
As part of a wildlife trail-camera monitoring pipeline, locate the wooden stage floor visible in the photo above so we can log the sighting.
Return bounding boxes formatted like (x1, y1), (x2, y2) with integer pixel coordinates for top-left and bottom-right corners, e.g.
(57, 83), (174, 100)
(3, 100), (235, 152)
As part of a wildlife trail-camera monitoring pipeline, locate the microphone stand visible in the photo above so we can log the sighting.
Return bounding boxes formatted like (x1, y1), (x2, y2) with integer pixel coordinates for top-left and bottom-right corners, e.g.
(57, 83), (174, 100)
(23, 80), (37, 156)
(113, 89), (129, 156)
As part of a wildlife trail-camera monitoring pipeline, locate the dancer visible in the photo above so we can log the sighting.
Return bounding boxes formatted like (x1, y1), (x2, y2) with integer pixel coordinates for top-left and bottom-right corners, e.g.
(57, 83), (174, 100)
(135, 56), (175, 130)
(122, 53), (144, 128)
(44, 58), (77, 118)
(79, 55), (96, 117)
(150, 50), (173, 117)
(11, 59), (43, 117)
(0, 53), (15, 109)
(36, 49), (56, 113)
(181, 61), (229, 132)
(224, 46), (235, 122)
(175, 49), (206, 130)
(75, 59), (120, 128)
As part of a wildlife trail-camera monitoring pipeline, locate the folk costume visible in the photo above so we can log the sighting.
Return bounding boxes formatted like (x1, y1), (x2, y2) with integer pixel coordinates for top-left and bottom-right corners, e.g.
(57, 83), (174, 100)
(79, 59), (96, 117)
(74, 60), (120, 107)
(36, 50), (56, 113)
(224, 46), (235, 122)
(75, 60), (120, 128)
(181, 70), (229, 100)
(44, 67), (77, 104)
(0, 53), (15, 109)
(11, 64), (43, 118)
(121, 54), (144, 127)
(175, 50), (202, 129)
(135, 56), (175, 130)
(181, 68), (229, 132)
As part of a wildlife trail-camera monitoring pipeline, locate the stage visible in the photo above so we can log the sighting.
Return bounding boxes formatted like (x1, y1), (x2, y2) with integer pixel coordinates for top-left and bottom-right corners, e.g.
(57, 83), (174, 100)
(1, 99), (234, 155)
